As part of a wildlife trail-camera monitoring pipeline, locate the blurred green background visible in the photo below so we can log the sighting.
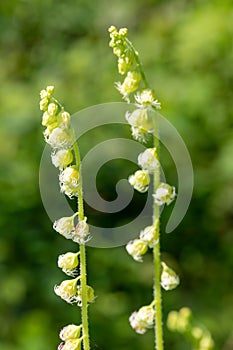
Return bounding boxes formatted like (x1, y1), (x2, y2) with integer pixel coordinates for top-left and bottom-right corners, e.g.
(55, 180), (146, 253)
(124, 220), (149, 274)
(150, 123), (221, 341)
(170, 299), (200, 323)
(0, 0), (233, 349)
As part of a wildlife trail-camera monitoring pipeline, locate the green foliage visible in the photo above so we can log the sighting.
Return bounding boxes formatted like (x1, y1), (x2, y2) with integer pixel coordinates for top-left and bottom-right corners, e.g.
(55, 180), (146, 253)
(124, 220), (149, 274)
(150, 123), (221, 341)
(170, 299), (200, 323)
(0, 0), (232, 349)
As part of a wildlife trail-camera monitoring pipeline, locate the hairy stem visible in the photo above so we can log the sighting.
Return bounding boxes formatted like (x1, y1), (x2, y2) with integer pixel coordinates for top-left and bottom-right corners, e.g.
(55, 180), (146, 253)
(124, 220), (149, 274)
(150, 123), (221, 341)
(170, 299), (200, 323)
(73, 139), (90, 350)
(153, 115), (164, 350)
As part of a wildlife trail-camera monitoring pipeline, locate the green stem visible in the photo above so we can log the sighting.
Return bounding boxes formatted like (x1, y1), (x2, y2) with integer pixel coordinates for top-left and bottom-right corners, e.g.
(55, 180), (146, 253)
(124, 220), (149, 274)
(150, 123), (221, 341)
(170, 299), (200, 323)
(153, 115), (164, 350)
(73, 139), (90, 350)
(125, 38), (149, 88)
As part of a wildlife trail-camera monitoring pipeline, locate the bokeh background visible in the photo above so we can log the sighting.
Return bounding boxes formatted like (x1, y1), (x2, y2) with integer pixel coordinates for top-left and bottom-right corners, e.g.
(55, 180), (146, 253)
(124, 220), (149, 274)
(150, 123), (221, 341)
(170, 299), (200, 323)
(0, 0), (233, 349)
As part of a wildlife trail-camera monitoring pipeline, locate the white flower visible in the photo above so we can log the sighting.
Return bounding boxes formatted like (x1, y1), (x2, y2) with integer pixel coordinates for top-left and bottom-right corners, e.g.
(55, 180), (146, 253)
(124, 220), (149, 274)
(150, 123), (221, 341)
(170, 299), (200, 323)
(76, 285), (95, 306)
(59, 166), (80, 198)
(129, 304), (155, 334)
(125, 108), (153, 132)
(138, 148), (159, 173)
(139, 223), (159, 247)
(128, 170), (150, 193)
(153, 183), (176, 206)
(161, 262), (180, 291)
(60, 339), (82, 350)
(54, 278), (79, 304)
(59, 324), (82, 341)
(72, 217), (90, 244)
(53, 213), (78, 239)
(135, 89), (161, 109)
(51, 149), (73, 170)
(115, 71), (141, 100)
(131, 126), (148, 143)
(58, 252), (79, 276)
(44, 127), (73, 149)
(126, 239), (148, 262)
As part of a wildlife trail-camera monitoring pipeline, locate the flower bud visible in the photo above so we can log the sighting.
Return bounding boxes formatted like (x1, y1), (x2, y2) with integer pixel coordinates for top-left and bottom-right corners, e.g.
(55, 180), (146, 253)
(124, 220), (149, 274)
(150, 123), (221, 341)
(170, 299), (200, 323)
(126, 239), (148, 262)
(42, 111), (57, 127)
(199, 333), (214, 349)
(129, 304), (155, 334)
(51, 149), (73, 170)
(135, 89), (161, 109)
(161, 262), (180, 291)
(139, 222), (159, 247)
(53, 213), (78, 239)
(58, 252), (79, 275)
(116, 71), (141, 100)
(59, 324), (82, 341)
(167, 310), (179, 331)
(138, 148), (159, 173)
(48, 102), (59, 116)
(62, 339), (82, 350)
(57, 111), (71, 129)
(128, 170), (150, 193)
(46, 85), (55, 96)
(72, 217), (90, 244)
(40, 97), (49, 111)
(153, 182), (176, 206)
(44, 127), (73, 149)
(125, 109), (153, 133)
(54, 278), (78, 304)
(77, 285), (95, 306)
(192, 327), (204, 340)
(59, 166), (80, 198)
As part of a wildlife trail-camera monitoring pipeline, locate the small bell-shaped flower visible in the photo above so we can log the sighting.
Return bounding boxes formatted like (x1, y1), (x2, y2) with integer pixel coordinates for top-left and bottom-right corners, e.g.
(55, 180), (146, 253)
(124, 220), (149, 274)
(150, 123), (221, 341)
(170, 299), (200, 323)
(47, 102), (59, 116)
(44, 127), (73, 149)
(153, 182), (176, 206)
(42, 111), (57, 127)
(53, 213), (78, 239)
(51, 149), (73, 170)
(76, 285), (95, 306)
(72, 217), (90, 244)
(161, 262), (180, 291)
(60, 339), (82, 350)
(54, 278), (79, 304)
(139, 222), (159, 248)
(59, 324), (82, 341)
(126, 239), (148, 262)
(58, 252), (79, 276)
(129, 304), (155, 334)
(135, 89), (161, 109)
(115, 71), (141, 100)
(59, 166), (80, 198)
(138, 148), (159, 173)
(128, 170), (150, 193)
(56, 111), (71, 129)
(125, 108), (153, 133)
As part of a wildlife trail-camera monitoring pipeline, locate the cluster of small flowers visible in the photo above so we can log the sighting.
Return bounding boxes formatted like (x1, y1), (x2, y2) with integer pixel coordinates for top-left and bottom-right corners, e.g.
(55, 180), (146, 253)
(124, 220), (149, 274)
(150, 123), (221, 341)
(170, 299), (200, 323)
(126, 90), (161, 142)
(128, 147), (176, 201)
(126, 220), (159, 262)
(53, 214), (91, 244)
(39, 87), (94, 345)
(54, 276), (95, 306)
(129, 303), (156, 334)
(40, 85), (79, 198)
(108, 25), (141, 101)
(53, 216), (94, 306)
(58, 324), (82, 350)
(108, 26), (161, 141)
(167, 308), (214, 350)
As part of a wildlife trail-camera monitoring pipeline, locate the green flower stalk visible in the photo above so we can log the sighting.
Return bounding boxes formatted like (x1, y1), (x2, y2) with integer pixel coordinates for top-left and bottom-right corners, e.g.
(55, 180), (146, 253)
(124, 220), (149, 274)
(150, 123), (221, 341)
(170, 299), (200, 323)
(39, 86), (93, 350)
(108, 26), (177, 350)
